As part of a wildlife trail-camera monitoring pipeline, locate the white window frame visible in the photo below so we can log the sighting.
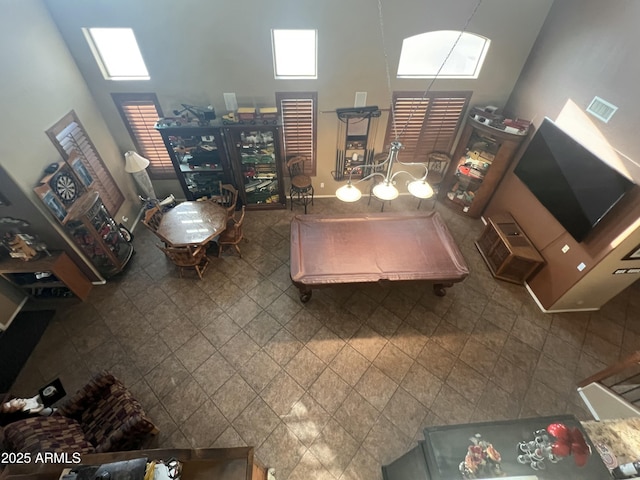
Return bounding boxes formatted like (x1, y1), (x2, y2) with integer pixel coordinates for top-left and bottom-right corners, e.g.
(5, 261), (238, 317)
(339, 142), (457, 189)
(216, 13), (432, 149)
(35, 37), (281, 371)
(397, 30), (490, 79)
(83, 27), (150, 81)
(271, 29), (317, 79)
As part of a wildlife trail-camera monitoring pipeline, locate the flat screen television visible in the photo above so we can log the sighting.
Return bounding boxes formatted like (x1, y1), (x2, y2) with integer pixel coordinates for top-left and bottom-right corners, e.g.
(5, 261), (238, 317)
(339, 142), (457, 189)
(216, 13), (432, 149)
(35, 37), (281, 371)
(514, 118), (635, 242)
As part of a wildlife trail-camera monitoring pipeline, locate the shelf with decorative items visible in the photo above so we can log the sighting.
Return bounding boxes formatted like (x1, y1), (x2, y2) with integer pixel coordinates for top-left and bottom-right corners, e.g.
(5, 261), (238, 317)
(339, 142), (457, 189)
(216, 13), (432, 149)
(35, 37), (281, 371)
(0, 251), (93, 301)
(64, 192), (133, 278)
(440, 114), (527, 218)
(222, 124), (286, 209)
(332, 106), (382, 181)
(155, 121), (234, 201)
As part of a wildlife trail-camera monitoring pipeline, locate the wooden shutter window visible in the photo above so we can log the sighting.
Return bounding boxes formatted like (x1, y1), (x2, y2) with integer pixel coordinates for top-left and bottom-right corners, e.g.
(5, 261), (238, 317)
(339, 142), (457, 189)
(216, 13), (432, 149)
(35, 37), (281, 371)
(112, 93), (174, 180)
(47, 111), (124, 215)
(384, 91), (471, 161)
(387, 96), (430, 157)
(276, 92), (317, 176)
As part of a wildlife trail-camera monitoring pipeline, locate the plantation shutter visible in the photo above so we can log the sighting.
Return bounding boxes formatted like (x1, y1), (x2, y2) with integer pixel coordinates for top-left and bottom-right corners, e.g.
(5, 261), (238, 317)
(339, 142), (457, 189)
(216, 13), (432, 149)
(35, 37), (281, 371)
(384, 91), (471, 161)
(47, 111), (124, 215)
(386, 96), (430, 157)
(112, 93), (174, 180)
(276, 92), (317, 176)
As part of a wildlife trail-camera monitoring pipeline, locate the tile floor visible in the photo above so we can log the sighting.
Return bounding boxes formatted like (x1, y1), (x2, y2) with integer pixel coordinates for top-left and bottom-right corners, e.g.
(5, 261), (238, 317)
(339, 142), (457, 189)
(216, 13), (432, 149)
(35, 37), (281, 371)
(11, 195), (640, 480)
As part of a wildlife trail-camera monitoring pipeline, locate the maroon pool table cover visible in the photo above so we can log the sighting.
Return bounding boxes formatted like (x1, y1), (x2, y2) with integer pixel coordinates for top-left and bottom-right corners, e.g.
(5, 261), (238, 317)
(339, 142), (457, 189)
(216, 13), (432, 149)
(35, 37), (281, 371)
(290, 211), (469, 286)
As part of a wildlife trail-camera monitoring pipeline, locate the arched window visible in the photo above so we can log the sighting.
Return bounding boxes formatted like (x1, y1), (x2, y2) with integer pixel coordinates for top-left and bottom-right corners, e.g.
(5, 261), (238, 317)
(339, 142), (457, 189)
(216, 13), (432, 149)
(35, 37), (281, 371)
(397, 31), (490, 79)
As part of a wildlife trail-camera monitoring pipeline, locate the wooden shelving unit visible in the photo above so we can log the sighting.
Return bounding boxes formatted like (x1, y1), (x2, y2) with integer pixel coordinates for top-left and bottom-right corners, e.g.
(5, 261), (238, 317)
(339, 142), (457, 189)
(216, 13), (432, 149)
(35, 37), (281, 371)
(0, 251), (93, 301)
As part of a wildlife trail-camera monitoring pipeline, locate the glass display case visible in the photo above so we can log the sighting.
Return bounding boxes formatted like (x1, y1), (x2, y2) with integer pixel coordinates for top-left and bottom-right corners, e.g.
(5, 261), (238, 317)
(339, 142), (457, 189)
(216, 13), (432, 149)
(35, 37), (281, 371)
(65, 192), (133, 278)
(440, 116), (526, 218)
(155, 124), (233, 200)
(223, 125), (286, 209)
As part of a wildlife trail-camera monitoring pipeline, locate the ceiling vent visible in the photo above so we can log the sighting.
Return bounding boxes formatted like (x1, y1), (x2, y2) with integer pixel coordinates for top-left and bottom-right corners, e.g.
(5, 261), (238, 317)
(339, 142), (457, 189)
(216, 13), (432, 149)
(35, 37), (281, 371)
(586, 96), (618, 123)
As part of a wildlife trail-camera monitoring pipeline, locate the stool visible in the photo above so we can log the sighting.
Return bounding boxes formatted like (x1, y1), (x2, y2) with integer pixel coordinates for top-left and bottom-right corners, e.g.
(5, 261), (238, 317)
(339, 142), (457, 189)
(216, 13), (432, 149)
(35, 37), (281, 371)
(287, 156), (314, 214)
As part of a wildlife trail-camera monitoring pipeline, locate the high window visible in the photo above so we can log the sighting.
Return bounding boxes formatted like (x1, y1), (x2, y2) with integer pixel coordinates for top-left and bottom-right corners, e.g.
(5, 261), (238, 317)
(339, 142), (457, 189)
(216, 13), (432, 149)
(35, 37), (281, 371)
(112, 93), (174, 179)
(83, 28), (149, 80)
(271, 30), (317, 79)
(276, 92), (317, 176)
(397, 31), (490, 79)
(46, 111), (125, 215)
(384, 92), (471, 160)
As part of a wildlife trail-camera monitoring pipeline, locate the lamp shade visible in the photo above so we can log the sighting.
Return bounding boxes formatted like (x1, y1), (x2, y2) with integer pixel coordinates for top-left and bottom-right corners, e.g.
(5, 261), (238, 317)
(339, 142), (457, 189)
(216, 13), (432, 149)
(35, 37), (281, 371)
(407, 179), (434, 199)
(124, 151), (150, 173)
(335, 183), (362, 202)
(372, 182), (399, 201)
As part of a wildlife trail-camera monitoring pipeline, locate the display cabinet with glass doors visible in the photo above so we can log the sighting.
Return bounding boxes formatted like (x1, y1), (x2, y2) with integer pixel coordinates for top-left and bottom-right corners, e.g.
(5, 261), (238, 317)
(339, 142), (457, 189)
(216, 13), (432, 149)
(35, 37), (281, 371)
(155, 123), (233, 201)
(223, 125), (286, 209)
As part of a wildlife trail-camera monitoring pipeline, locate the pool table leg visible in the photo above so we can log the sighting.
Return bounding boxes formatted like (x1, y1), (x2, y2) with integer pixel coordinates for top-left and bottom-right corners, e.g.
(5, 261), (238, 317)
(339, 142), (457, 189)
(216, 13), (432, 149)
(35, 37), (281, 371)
(433, 282), (453, 297)
(291, 278), (313, 303)
(300, 290), (313, 303)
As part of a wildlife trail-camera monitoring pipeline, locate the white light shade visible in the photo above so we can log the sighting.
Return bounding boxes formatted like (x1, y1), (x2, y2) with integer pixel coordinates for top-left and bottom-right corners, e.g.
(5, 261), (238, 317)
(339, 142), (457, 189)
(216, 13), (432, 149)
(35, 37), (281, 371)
(372, 182), (399, 201)
(124, 151), (150, 173)
(335, 184), (362, 202)
(407, 180), (434, 199)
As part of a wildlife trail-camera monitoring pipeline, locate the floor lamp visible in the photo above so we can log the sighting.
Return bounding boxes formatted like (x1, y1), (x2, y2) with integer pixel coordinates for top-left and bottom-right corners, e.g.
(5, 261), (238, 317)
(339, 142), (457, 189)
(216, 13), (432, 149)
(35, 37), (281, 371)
(124, 151), (157, 200)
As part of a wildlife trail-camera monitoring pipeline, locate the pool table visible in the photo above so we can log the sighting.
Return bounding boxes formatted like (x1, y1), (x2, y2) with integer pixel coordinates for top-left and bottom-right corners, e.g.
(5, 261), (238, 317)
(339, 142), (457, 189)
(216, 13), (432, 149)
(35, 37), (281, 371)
(290, 211), (469, 302)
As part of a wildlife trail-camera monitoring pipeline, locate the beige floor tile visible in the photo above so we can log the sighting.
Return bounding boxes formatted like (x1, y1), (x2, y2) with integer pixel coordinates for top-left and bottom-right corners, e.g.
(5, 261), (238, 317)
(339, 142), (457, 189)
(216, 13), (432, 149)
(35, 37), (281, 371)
(333, 390), (380, 442)
(261, 371), (305, 416)
(309, 419), (360, 478)
(285, 347), (326, 389)
(282, 393), (331, 447)
(355, 365), (398, 412)
(400, 362), (443, 409)
(329, 345), (370, 386)
(372, 343), (413, 384)
(307, 326), (346, 363)
(211, 373), (257, 422)
(232, 396), (280, 449)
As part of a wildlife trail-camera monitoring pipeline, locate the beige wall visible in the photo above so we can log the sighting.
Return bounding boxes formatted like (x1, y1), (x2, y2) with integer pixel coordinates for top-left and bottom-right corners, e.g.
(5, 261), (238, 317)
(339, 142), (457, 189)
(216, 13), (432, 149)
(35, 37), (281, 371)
(41, 0), (553, 199)
(0, 0), (142, 280)
(487, 0), (640, 311)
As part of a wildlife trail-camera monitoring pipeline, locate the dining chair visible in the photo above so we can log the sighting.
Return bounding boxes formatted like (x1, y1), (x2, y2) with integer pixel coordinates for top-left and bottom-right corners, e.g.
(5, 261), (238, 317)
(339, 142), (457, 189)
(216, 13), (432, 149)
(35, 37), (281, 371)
(287, 155), (314, 214)
(212, 183), (238, 221)
(218, 205), (246, 257)
(157, 244), (210, 280)
(142, 205), (163, 232)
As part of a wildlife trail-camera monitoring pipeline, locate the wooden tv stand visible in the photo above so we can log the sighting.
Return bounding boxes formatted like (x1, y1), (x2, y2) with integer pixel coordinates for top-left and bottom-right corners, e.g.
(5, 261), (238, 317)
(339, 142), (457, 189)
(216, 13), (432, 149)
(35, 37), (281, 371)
(475, 213), (544, 284)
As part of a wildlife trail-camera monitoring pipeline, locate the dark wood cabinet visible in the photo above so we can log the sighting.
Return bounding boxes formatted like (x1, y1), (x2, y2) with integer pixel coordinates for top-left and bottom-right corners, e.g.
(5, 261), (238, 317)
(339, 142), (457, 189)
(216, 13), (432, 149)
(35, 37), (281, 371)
(475, 213), (544, 284)
(222, 125), (286, 209)
(155, 123), (233, 201)
(440, 117), (526, 218)
(156, 122), (286, 209)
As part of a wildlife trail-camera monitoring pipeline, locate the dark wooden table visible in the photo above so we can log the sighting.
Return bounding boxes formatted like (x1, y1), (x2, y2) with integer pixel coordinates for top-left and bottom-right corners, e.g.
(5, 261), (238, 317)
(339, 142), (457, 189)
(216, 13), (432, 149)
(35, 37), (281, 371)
(290, 211), (469, 302)
(156, 201), (227, 247)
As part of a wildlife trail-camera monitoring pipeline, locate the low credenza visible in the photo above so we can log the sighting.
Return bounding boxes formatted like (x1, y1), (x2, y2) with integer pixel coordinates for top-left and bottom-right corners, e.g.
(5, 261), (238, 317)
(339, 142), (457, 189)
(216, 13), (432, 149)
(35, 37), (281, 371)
(475, 212), (544, 284)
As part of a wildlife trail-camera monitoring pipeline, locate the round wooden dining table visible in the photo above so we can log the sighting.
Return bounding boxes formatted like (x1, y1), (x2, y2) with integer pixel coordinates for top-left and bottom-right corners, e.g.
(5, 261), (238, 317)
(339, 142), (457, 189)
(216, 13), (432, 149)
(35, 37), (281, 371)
(155, 201), (228, 247)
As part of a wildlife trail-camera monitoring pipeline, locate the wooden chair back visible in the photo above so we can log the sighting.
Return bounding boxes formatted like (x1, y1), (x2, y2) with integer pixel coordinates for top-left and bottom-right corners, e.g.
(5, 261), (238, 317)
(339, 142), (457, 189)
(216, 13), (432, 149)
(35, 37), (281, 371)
(157, 244), (209, 279)
(213, 183), (238, 220)
(142, 206), (163, 232)
(218, 206), (246, 257)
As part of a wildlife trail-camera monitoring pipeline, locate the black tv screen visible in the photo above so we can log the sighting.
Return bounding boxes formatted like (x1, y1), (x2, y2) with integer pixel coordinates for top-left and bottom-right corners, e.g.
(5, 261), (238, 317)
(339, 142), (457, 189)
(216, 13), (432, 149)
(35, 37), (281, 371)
(514, 118), (634, 242)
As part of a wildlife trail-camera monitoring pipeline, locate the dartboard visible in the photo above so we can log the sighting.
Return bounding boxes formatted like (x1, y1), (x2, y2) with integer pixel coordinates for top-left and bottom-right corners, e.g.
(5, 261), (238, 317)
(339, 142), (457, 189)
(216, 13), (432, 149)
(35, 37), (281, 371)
(52, 172), (78, 204)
